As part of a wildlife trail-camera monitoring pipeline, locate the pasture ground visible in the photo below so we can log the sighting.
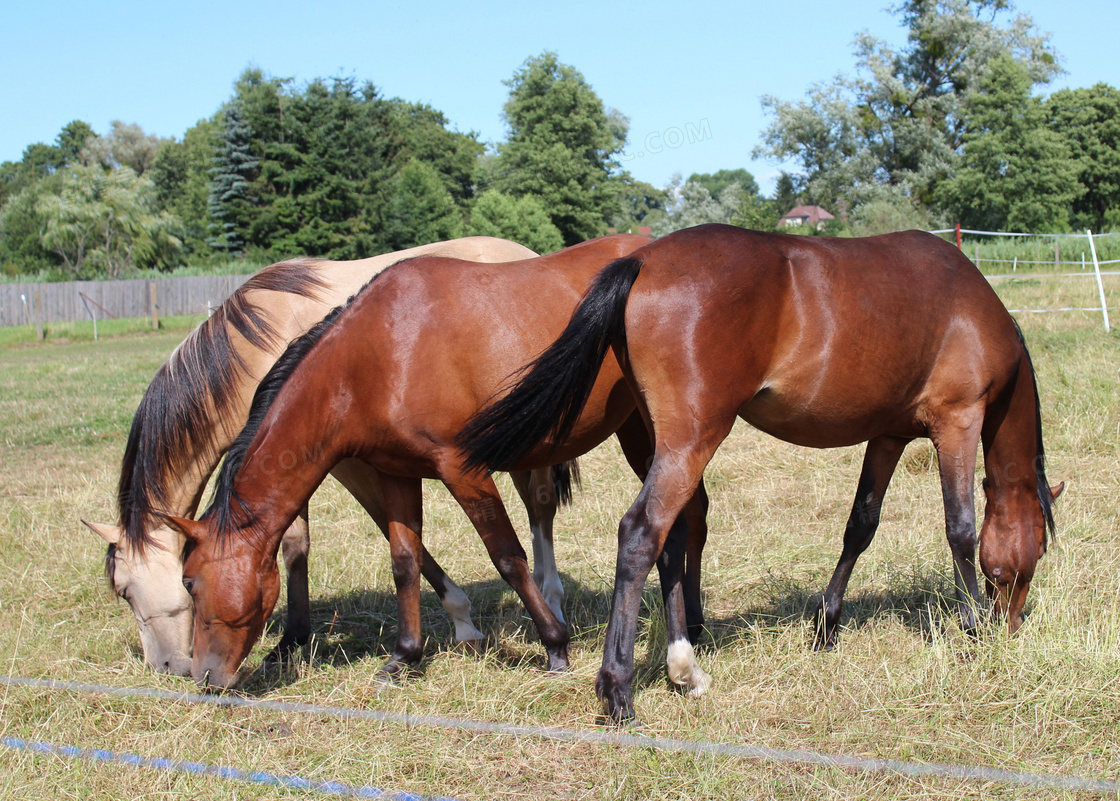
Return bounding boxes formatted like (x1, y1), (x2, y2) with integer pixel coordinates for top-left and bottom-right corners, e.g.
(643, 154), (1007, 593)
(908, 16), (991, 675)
(0, 275), (1118, 800)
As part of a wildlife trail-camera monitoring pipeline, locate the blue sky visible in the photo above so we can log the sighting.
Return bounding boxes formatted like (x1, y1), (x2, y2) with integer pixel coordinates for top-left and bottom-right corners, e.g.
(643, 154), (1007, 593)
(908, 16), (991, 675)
(3, 1), (1117, 193)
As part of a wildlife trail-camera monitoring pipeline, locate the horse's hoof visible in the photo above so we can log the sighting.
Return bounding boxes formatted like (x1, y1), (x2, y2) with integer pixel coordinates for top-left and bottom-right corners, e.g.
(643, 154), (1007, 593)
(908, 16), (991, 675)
(685, 668), (712, 698)
(546, 644), (570, 673)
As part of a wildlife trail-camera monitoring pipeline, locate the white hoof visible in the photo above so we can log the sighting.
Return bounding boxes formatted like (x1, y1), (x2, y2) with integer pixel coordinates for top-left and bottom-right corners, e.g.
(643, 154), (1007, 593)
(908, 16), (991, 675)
(666, 638), (712, 698)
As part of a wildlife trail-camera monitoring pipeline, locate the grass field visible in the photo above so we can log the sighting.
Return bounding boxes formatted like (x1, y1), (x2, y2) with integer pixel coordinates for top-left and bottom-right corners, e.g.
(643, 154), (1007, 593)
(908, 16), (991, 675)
(1, 274), (1118, 800)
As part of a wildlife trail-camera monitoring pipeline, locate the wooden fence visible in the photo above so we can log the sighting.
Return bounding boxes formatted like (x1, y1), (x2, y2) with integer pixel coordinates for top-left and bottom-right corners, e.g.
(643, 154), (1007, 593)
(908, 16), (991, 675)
(0, 274), (253, 328)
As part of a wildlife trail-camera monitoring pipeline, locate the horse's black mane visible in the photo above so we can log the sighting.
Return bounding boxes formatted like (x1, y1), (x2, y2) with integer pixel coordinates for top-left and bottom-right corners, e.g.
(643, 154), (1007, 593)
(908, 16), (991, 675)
(1013, 320), (1057, 546)
(203, 270), (390, 546)
(116, 259), (328, 554)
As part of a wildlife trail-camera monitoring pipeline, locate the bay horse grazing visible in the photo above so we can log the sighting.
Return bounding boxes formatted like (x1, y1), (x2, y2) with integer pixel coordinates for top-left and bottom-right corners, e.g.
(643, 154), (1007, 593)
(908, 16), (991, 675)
(84, 236), (585, 675)
(163, 233), (713, 695)
(458, 223), (1063, 723)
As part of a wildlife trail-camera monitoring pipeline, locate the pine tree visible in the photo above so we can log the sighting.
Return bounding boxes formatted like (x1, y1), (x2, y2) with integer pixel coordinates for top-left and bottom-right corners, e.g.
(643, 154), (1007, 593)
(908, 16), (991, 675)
(208, 102), (258, 255)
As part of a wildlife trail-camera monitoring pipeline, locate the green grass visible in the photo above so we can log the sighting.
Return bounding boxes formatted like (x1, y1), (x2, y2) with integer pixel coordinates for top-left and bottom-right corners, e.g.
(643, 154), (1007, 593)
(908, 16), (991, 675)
(0, 314), (203, 347)
(1, 298), (1118, 799)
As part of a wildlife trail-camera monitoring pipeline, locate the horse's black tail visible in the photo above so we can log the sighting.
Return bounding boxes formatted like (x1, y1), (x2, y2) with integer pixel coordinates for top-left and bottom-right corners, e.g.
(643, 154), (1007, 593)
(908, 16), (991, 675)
(458, 256), (643, 474)
(551, 460), (582, 507)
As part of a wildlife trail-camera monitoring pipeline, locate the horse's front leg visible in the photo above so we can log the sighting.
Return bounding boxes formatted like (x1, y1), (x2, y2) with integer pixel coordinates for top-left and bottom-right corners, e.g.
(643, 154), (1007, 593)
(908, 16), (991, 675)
(377, 472), (426, 680)
(266, 504), (312, 666)
(932, 418), (986, 635)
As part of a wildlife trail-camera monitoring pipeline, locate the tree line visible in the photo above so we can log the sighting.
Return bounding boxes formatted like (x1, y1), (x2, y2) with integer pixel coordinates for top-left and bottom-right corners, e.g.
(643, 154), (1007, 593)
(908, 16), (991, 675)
(0, 53), (648, 280)
(755, 0), (1120, 237)
(2, 0), (1117, 281)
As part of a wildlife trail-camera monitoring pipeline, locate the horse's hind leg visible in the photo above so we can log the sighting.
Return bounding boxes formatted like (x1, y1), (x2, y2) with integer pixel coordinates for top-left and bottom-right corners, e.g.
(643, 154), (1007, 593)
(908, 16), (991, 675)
(331, 458), (484, 643)
(441, 464), (570, 673)
(510, 468), (566, 623)
(598, 415), (735, 724)
(615, 410), (709, 644)
(682, 479), (709, 645)
(655, 506), (712, 698)
(265, 505), (312, 666)
(931, 416), (986, 635)
(815, 436), (909, 650)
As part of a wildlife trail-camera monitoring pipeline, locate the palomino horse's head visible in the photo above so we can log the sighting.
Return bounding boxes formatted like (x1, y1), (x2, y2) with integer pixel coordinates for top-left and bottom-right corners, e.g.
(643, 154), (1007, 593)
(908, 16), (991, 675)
(85, 520), (194, 675)
(978, 480), (1064, 632)
(163, 514), (281, 690)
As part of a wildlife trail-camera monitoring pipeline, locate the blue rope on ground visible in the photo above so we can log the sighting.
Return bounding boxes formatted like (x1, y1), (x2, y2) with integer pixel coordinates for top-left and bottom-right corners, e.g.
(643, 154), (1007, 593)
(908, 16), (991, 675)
(3, 675), (1117, 795)
(1, 735), (458, 801)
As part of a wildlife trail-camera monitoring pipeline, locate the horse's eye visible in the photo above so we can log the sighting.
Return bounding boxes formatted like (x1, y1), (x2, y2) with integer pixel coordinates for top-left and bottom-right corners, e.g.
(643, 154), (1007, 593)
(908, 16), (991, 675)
(182, 577), (196, 595)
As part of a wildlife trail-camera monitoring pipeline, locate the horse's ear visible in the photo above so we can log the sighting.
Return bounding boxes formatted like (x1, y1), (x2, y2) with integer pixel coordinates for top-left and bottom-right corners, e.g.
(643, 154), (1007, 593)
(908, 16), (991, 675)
(82, 520), (121, 545)
(1049, 482), (1065, 502)
(158, 514), (208, 545)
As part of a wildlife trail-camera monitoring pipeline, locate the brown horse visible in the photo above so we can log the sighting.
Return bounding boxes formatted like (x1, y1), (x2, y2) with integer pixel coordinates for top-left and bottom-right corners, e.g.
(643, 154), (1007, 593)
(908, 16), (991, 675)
(163, 233), (713, 694)
(84, 236), (586, 675)
(458, 223), (1063, 722)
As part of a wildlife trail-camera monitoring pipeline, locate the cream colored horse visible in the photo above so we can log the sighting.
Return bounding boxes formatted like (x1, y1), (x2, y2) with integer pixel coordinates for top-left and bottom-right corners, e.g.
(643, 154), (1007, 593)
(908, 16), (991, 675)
(85, 237), (577, 675)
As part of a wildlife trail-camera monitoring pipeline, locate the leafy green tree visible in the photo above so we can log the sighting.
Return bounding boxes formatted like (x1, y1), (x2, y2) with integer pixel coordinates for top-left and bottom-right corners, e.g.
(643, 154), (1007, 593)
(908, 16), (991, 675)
(936, 56), (1081, 232)
(771, 172), (800, 218)
(468, 189), (564, 253)
(848, 189), (931, 235)
(1048, 83), (1120, 231)
(386, 100), (483, 210)
(653, 174), (750, 235)
(80, 121), (165, 176)
(0, 179), (58, 274)
(37, 165), (183, 278)
(757, 0), (1061, 216)
(382, 159), (463, 251)
(0, 121), (95, 207)
(56, 121), (96, 165)
(496, 52), (628, 245)
(687, 169), (759, 202)
(611, 176), (668, 234)
(731, 194), (782, 232)
(225, 67), (501, 258)
(148, 118), (221, 257)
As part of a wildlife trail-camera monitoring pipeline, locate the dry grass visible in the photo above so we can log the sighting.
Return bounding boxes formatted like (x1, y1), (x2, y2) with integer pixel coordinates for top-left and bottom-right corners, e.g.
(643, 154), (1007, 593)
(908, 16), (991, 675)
(1, 279), (1118, 800)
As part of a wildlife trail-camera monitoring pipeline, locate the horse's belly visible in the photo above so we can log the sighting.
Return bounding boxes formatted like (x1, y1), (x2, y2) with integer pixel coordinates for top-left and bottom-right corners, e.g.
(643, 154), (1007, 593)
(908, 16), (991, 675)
(740, 385), (923, 449)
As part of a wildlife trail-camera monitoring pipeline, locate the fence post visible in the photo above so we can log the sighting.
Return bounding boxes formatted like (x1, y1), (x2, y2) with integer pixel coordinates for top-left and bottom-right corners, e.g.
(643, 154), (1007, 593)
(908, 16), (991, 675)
(955, 224), (961, 249)
(149, 282), (159, 330)
(79, 293), (99, 341)
(1086, 230), (1110, 333)
(34, 291), (44, 341)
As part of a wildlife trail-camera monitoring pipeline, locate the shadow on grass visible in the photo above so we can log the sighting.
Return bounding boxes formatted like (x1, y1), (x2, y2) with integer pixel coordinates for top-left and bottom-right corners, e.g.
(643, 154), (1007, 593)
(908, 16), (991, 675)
(243, 574), (618, 693)
(698, 566), (966, 652)
(240, 566), (977, 695)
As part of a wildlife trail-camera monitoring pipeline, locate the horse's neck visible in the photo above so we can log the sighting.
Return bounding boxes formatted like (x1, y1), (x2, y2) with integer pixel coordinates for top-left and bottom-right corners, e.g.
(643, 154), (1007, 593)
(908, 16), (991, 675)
(982, 363), (1040, 494)
(231, 411), (339, 541)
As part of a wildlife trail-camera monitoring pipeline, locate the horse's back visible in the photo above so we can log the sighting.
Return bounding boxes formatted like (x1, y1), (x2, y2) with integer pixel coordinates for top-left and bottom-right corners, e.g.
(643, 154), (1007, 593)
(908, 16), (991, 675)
(624, 225), (1025, 447)
(317, 234), (650, 453)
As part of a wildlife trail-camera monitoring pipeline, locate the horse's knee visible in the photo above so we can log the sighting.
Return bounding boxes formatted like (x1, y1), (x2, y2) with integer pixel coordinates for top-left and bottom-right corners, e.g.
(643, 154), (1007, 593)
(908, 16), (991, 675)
(946, 524), (977, 555)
